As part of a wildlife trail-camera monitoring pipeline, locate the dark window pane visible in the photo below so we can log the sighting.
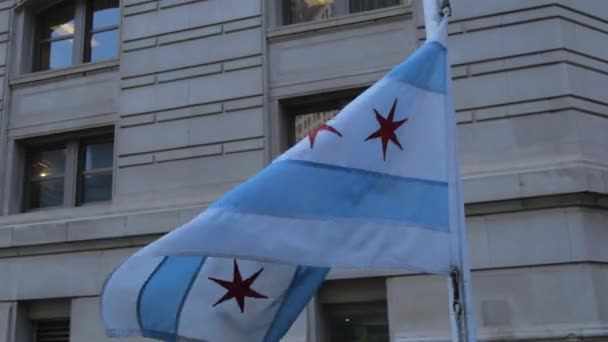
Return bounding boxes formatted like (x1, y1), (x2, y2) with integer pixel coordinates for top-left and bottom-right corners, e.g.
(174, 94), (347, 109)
(38, 0), (76, 40)
(90, 0), (119, 29)
(324, 302), (389, 342)
(82, 173), (112, 203)
(87, 29), (118, 62)
(84, 142), (113, 170)
(30, 148), (66, 178)
(29, 179), (64, 209)
(349, 0), (400, 13)
(39, 38), (73, 70)
(287, 0), (335, 24)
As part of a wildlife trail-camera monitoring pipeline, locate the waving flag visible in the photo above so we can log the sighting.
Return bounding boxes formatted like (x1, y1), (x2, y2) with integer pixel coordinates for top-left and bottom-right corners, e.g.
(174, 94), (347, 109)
(103, 19), (460, 342)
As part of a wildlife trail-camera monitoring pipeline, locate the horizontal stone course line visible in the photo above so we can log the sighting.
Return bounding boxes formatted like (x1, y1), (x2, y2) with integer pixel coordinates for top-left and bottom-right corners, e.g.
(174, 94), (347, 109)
(119, 134), (264, 160)
(453, 48), (608, 70)
(117, 154), (154, 168)
(123, 0), (156, 7)
(452, 53), (608, 81)
(155, 103), (223, 122)
(122, 37), (157, 52)
(455, 96), (608, 124)
(155, 144), (223, 163)
(417, 3), (608, 32)
(120, 51), (262, 80)
(122, 14), (261, 43)
(123, 1), (157, 16)
(222, 16), (262, 33)
(120, 94), (262, 119)
(157, 63), (223, 84)
(417, 10), (608, 40)
(159, 0), (199, 9)
(157, 24), (222, 46)
(120, 114), (155, 128)
(223, 138), (264, 154)
(121, 75), (157, 89)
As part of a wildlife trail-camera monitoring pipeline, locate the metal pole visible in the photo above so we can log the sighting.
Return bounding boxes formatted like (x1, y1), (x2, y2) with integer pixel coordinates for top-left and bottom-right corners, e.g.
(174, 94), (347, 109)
(425, 1), (477, 341)
(422, 0), (440, 37)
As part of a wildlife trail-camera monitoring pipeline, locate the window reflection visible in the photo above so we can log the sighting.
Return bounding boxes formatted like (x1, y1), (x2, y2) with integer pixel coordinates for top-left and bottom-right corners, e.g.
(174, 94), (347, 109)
(85, 0), (119, 62)
(90, 0), (119, 29)
(349, 0), (400, 13)
(284, 0), (402, 25)
(324, 302), (390, 342)
(28, 147), (66, 209)
(38, 0), (76, 40)
(287, 0), (335, 24)
(38, 39), (73, 70)
(88, 29), (118, 62)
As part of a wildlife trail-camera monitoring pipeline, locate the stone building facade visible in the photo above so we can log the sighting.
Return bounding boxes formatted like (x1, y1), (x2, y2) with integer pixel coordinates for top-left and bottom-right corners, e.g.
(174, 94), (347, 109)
(0, 0), (606, 341)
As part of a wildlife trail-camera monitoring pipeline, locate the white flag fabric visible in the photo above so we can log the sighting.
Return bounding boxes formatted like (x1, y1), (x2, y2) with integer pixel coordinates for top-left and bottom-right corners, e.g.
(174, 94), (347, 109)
(102, 19), (460, 342)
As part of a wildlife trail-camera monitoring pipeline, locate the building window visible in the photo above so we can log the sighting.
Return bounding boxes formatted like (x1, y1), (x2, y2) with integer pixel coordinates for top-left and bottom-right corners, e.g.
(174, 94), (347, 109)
(324, 302), (389, 342)
(15, 299), (71, 342)
(319, 278), (390, 342)
(23, 128), (114, 210)
(283, 88), (362, 148)
(34, 0), (119, 71)
(33, 319), (70, 342)
(283, 0), (402, 25)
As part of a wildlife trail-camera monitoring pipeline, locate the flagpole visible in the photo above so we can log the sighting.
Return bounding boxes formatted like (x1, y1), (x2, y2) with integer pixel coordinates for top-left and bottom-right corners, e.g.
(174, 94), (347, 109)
(422, 0), (477, 342)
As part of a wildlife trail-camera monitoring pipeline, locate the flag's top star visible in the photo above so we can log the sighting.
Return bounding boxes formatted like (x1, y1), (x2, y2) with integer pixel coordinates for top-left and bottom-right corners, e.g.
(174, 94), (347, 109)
(308, 124), (342, 149)
(209, 260), (268, 313)
(365, 98), (408, 160)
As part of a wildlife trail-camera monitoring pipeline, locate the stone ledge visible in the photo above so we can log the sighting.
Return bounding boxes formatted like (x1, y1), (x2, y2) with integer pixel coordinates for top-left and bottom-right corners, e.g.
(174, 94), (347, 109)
(463, 163), (608, 204)
(457, 96), (608, 123)
(0, 205), (205, 250)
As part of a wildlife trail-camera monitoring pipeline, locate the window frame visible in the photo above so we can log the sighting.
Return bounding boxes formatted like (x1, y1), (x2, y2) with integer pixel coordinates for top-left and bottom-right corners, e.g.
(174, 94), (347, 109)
(317, 277), (390, 342)
(31, 0), (119, 72)
(21, 127), (115, 212)
(280, 0), (404, 26)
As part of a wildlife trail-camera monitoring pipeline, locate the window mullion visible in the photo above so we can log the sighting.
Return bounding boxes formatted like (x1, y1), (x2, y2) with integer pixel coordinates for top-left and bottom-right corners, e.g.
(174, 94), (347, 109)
(63, 141), (79, 207)
(73, 0), (88, 65)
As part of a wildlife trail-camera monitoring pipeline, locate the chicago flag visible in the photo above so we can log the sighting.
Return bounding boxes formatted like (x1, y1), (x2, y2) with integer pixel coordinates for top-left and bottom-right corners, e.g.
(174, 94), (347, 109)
(102, 19), (460, 342)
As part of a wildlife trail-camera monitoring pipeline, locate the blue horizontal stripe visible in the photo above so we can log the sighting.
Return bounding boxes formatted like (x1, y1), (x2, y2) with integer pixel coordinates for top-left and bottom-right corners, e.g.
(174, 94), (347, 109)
(263, 266), (329, 342)
(212, 160), (449, 231)
(386, 41), (446, 93)
(138, 256), (205, 342)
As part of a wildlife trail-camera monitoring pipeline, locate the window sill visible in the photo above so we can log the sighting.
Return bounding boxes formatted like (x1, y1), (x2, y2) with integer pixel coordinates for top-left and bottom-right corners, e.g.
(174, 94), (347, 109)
(9, 59), (120, 87)
(267, 5), (412, 41)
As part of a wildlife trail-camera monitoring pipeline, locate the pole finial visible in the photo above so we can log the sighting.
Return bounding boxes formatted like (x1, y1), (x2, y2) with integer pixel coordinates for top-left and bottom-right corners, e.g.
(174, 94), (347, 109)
(440, 0), (452, 17)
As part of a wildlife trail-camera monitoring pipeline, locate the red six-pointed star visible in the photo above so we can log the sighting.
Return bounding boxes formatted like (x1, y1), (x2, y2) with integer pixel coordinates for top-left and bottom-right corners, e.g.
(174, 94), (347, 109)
(365, 98), (408, 160)
(208, 259), (268, 313)
(308, 124), (342, 149)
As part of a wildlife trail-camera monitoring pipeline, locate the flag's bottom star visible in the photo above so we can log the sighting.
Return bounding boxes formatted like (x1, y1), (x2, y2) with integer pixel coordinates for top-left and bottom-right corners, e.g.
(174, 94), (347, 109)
(208, 259), (268, 313)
